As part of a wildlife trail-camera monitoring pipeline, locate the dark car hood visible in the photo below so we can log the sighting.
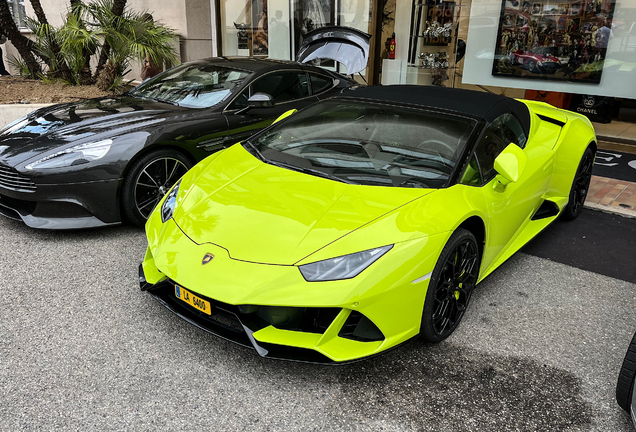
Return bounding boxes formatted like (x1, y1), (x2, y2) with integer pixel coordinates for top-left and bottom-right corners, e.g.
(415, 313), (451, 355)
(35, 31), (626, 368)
(0, 96), (190, 167)
(297, 26), (371, 74)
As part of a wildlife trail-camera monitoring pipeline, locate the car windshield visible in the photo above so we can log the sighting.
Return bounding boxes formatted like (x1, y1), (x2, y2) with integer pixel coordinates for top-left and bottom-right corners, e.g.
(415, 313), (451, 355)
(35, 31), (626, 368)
(130, 64), (251, 108)
(249, 101), (476, 188)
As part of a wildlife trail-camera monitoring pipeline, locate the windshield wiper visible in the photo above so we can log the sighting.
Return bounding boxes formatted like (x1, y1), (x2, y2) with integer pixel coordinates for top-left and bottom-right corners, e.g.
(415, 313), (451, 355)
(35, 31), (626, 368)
(267, 159), (358, 185)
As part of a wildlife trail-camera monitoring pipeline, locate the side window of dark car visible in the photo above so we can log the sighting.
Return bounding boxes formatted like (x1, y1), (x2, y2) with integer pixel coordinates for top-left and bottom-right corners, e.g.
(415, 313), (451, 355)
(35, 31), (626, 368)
(250, 71), (310, 104)
(229, 87), (250, 110)
(309, 73), (333, 95)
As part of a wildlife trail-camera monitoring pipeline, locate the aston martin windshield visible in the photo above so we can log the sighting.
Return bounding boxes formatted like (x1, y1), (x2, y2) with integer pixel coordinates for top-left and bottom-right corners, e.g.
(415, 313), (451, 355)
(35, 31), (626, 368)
(250, 101), (476, 188)
(130, 64), (250, 108)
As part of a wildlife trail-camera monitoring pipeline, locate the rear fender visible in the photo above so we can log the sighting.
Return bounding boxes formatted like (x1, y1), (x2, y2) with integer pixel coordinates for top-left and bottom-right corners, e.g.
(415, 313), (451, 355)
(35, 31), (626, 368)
(549, 114), (596, 200)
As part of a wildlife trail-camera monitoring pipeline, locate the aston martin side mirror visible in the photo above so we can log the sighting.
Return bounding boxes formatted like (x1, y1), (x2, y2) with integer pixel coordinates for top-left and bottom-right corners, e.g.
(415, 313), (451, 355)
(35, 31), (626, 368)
(493, 143), (527, 190)
(247, 92), (275, 109)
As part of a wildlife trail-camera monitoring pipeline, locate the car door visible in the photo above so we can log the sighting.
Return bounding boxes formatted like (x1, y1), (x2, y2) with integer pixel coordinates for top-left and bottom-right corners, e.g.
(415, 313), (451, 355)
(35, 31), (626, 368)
(461, 113), (554, 270)
(223, 70), (318, 145)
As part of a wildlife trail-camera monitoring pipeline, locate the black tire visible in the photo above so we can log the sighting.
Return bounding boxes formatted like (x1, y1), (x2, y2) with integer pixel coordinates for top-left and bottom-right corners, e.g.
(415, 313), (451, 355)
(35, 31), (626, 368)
(121, 149), (192, 226)
(420, 228), (481, 343)
(528, 60), (536, 72)
(561, 146), (595, 221)
(617, 331), (636, 412)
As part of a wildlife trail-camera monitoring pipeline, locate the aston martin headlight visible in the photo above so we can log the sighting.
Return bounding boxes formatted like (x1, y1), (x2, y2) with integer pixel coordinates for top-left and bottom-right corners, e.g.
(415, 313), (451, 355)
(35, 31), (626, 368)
(161, 181), (181, 223)
(25, 139), (113, 170)
(537, 61), (543, 67)
(299, 245), (393, 282)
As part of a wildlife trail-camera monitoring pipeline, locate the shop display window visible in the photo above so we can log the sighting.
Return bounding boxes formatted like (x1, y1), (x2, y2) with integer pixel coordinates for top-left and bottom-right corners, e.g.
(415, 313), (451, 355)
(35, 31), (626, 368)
(407, 0), (464, 86)
(219, 0), (372, 77)
(492, 0), (617, 83)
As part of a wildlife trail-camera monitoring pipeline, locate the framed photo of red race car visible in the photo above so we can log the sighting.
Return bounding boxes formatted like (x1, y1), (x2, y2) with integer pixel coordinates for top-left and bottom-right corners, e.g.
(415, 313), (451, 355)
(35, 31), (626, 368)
(491, 0), (616, 84)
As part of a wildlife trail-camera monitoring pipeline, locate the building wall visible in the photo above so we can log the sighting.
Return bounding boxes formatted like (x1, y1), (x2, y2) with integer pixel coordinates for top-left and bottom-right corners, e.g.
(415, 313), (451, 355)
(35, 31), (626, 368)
(1, 0), (213, 78)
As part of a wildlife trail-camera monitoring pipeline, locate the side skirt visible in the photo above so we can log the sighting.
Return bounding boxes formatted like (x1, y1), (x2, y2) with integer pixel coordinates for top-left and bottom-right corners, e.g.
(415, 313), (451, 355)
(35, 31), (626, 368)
(478, 196), (567, 282)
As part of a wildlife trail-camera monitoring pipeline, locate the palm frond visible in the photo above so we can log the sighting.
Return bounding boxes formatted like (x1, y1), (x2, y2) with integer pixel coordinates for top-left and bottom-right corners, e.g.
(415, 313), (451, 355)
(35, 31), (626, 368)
(7, 55), (32, 78)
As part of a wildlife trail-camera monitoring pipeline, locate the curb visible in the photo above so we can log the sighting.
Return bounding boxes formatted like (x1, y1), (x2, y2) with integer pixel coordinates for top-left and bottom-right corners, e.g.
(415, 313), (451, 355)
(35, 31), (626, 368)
(584, 201), (636, 219)
(0, 103), (53, 129)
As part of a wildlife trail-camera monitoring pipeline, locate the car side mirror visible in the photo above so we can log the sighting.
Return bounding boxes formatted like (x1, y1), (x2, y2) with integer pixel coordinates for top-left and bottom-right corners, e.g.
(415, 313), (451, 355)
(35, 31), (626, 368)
(272, 109), (297, 124)
(493, 143), (527, 189)
(247, 92), (275, 109)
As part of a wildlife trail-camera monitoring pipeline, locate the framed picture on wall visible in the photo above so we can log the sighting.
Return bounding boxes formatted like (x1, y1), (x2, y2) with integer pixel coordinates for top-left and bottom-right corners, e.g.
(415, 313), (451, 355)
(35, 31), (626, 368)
(522, 1), (532, 13)
(491, 0), (616, 84)
(567, 17), (580, 32)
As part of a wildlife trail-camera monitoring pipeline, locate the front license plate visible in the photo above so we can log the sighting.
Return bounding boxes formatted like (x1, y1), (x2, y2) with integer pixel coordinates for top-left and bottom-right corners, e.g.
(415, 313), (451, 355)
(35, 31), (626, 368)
(175, 285), (211, 315)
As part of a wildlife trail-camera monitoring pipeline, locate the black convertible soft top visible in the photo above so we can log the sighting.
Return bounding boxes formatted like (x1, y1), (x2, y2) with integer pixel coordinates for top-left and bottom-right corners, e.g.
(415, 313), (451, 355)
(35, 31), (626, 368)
(339, 85), (531, 137)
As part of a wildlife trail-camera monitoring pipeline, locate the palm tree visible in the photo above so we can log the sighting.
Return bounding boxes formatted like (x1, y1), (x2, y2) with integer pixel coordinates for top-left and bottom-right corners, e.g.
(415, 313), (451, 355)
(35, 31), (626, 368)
(0, 0), (41, 77)
(95, 0), (126, 76)
(28, 0), (72, 80)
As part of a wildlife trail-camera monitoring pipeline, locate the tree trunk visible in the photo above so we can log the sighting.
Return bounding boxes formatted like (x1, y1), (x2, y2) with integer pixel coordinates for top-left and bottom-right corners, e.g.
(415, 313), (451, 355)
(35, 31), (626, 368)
(28, 0), (71, 80)
(0, 0), (41, 78)
(96, 0), (127, 76)
(69, 0), (93, 85)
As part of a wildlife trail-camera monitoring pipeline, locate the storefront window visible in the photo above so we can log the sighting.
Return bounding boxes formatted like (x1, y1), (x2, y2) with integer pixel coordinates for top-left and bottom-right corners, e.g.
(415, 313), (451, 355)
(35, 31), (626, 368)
(219, 0), (372, 77)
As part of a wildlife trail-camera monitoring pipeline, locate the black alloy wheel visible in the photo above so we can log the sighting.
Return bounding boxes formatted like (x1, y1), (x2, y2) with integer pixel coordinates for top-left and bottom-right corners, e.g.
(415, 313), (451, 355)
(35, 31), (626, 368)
(122, 149), (192, 226)
(617, 331), (636, 412)
(562, 146), (595, 221)
(420, 228), (481, 343)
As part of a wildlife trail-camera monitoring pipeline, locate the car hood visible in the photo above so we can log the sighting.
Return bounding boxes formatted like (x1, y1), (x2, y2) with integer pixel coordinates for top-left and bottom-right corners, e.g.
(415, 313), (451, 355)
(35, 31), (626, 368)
(297, 26), (371, 74)
(173, 145), (433, 265)
(0, 96), (189, 167)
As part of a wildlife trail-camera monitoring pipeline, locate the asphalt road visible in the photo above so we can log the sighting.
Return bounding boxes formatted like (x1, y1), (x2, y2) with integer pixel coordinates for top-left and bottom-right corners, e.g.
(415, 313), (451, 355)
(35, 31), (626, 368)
(0, 209), (634, 431)
(593, 150), (636, 183)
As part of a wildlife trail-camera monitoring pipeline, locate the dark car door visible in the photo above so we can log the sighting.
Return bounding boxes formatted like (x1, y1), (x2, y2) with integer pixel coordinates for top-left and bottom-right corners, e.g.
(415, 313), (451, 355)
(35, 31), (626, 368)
(223, 70), (319, 145)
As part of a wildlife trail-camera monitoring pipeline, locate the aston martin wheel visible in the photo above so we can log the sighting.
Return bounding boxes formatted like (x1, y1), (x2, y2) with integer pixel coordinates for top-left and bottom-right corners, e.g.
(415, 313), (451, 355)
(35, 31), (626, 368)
(528, 60), (536, 72)
(562, 146), (595, 221)
(122, 149), (192, 226)
(420, 228), (481, 343)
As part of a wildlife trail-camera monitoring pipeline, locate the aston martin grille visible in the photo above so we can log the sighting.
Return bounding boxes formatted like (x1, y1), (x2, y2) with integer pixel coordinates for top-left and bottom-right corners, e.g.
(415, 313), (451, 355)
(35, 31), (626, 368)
(0, 164), (36, 192)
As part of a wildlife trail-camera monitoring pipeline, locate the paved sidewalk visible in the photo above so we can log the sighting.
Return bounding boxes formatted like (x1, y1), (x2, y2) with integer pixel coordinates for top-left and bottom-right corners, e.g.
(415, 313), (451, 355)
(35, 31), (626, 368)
(586, 175), (636, 218)
(587, 142), (636, 218)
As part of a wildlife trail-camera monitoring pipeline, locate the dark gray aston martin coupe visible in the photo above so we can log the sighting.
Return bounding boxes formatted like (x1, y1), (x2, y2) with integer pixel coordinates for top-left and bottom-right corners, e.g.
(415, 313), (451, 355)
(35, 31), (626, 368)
(0, 27), (369, 229)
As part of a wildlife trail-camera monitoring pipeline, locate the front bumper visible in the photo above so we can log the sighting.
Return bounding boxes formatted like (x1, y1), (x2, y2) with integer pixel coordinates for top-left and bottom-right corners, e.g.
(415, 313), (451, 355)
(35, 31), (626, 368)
(0, 178), (121, 229)
(140, 218), (448, 363)
(141, 272), (345, 363)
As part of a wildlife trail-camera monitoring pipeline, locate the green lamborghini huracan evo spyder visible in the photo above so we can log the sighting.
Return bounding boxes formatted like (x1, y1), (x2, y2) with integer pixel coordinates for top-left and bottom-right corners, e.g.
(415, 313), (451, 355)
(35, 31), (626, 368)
(139, 85), (596, 363)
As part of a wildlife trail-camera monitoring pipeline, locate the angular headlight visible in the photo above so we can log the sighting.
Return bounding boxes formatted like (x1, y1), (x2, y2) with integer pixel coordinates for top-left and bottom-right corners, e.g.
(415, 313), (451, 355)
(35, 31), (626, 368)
(161, 181), (181, 223)
(25, 139), (113, 170)
(299, 245), (393, 282)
